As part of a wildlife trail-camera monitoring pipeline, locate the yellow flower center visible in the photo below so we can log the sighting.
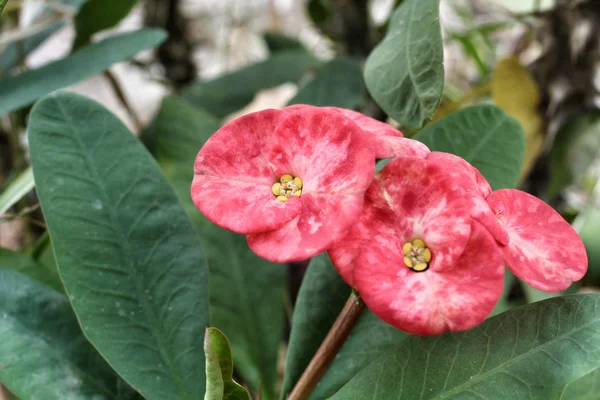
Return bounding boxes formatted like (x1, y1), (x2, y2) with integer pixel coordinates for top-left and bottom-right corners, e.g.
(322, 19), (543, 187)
(272, 174), (303, 202)
(402, 238), (432, 272)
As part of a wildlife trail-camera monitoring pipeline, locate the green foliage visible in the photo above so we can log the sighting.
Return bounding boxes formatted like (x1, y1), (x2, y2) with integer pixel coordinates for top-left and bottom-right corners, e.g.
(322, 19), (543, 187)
(204, 328), (251, 400)
(28, 93), (208, 400)
(364, 0), (444, 128)
(281, 253), (351, 398)
(0, 0), (7, 14)
(307, 0), (331, 25)
(288, 57), (364, 109)
(0, 268), (119, 399)
(149, 97), (285, 400)
(180, 51), (319, 118)
(73, 0), (138, 49)
(0, 166), (34, 214)
(0, 29), (166, 116)
(548, 112), (600, 200)
(332, 294), (600, 399)
(263, 32), (307, 53)
(415, 105), (526, 190)
(0, 248), (63, 293)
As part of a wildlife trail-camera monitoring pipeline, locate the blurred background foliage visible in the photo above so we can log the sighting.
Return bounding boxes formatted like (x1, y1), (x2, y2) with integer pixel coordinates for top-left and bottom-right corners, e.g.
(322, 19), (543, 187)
(1, 0), (600, 398)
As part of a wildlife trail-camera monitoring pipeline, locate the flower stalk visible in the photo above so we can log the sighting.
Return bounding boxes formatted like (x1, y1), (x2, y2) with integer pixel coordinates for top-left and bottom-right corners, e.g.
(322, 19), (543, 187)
(287, 292), (365, 400)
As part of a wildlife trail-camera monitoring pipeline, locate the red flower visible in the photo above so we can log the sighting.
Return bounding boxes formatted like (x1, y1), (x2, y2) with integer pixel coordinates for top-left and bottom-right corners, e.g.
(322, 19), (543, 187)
(332, 157), (504, 335)
(192, 106), (427, 263)
(486, 189), (587, 291)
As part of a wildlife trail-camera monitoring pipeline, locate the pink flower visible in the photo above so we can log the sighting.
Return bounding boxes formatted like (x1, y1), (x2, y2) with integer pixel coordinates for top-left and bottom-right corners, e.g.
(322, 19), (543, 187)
(191, 105), (425, 263)
(487, 189), (587, 291)
(331, 156), (504, 335)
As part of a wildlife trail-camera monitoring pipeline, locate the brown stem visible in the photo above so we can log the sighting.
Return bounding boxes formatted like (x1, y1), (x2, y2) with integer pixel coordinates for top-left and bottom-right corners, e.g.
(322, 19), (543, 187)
(287, 292), (365, 400)
(103, 70), (144, 133)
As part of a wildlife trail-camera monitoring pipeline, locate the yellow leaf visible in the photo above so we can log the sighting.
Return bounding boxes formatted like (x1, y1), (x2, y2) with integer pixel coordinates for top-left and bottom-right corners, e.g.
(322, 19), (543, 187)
(492, 57), (544, 181)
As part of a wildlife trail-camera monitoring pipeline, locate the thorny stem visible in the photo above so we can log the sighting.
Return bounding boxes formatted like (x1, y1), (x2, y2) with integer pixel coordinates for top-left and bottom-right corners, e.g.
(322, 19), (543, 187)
(287, 291), (365, 400)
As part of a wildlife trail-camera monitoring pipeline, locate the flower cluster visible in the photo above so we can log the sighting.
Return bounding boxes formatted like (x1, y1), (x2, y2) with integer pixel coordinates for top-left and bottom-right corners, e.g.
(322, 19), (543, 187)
(191, 105), (588, 336)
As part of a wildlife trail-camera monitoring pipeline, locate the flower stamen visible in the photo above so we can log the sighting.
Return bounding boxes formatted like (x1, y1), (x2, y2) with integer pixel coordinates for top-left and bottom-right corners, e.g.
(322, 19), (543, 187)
(273, 175), (303, 201)
(402, 238), (432, 272)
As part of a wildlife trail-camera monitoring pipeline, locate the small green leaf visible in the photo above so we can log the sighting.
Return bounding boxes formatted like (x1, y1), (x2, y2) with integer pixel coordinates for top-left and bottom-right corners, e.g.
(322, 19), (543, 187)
(0, 0), (8, 14)
(28, 92), (208, 400)
(280, 253), (351, 398)
(263, 32), (307, 53)
(364, 0), (444, 128)
(180, 51), (319, 118)
(332, 294), (600, 399)
(150, 97), (285, 399)
(311, 310), (408, 400)
(0, 268), (118, 399)
(0, 167), (34, 215)
(415, 105), (526, 190)
(288, 57), (364, 109)
(0, 29), (166, 116)
(204, 328), (251, 400)
(0, 248), (63, 293)
(73, 0), (138, 49)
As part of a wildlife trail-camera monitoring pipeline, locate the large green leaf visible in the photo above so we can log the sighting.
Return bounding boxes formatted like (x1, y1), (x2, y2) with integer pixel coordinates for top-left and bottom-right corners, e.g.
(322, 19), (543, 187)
(415, 105), (526, 190)
(310, 310), (408, 400)
(73, 0), (138, 48)
(0, 29), (166, 116)
(0, 268), (118, 399)
(364, 0), (444, 128)
(288, 57), (364, 109)
(180, 51), (320, 118)
(332, 294), (600, 399)
(280, 253), (351, 399)
(204, 328), (251, 400)
(0, 248), (63, 293)
(150, 97), (286, 399)
(0, 166), (34, 214)
(28, 92), (208, 400)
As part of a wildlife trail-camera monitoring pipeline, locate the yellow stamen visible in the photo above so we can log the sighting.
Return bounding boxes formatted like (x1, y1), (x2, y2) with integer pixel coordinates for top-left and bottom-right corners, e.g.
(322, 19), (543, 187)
(423, 248), (431, 262)
(277, 195), (288, 202)
(293, 190), (302, 197)
(280, 174), (293, 183)
(294, 177), (303, 189)
(272, 183), (281, 196)
(412, 239), (425, 248)
(402, 242), (412, 255)
(403, 257), (413, 268)
(413, 263), (428, 272)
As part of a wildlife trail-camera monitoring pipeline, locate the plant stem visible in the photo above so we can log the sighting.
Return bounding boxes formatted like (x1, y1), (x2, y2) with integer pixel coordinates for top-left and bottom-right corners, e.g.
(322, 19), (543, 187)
(287, 292), (365, 400)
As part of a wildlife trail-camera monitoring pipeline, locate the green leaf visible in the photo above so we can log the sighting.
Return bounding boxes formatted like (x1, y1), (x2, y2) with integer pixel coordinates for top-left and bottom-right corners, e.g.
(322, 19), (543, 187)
(150, 97), (285, 399)
(204, 328), (251, 400)
(415, 105), (526, 190)
(288, 57), (364, 109)
(0, 167), (34, 215)
(0, 248), (63, 293)
(0, 29), (166, 116)
(548, 112), (600, 201)
(311, 310), (408, 400)
(28, 92), (208, 400)
(180, 51), (320, 118)
(263, 32), (307, 53)
(364, 0), (444, 128)
(332, 294), (600, 399)
(0, 0), (8, 14)
(0, 268), (119, 399)
(73, 0), (138, 49)
(557, 366), (600, 399)
(280, 253), (351, 398)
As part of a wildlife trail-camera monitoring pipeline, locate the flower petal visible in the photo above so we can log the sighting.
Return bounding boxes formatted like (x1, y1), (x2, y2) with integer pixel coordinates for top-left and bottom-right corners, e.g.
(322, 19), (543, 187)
(247, 191), (365, 262)
(379, 157), (473, 270)
(324, 107), (430, 159)
(355, 221), (504, 335)
(191, 109), (301, 234)
(486, 189), (588, 291)
(268, 107), (375, 196)
(426, 152), (508, 245)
